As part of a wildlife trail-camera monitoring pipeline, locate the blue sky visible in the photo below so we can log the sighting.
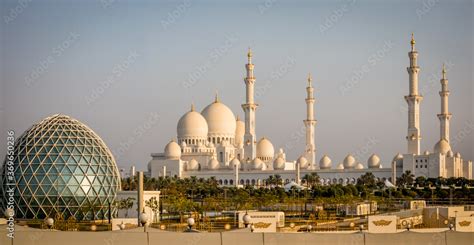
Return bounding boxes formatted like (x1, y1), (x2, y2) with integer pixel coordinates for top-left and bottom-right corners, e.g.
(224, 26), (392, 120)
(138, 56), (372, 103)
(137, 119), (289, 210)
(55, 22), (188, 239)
(1, 0), (472, 171)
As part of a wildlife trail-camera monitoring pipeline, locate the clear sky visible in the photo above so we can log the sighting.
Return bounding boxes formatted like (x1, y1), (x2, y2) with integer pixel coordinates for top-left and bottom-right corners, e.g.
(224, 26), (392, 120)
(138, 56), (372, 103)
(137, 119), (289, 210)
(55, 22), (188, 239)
(1, 0), (473, 172)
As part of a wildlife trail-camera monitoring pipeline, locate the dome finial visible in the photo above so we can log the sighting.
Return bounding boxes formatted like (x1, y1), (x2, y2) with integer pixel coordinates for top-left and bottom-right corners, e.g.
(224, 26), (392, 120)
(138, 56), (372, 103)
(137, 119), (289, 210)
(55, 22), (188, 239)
(191, 103), (195, 112)
(307, 72), (312, 85)
(410, 33), (416, 51)
(214, 90), (219, 103)
(247, 47), (252, 64)
(442, 63), (447, 80)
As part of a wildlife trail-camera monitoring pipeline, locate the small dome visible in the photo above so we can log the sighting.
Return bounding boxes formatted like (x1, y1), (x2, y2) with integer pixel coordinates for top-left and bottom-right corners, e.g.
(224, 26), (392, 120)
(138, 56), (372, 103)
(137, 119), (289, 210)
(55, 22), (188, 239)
(447, 151), (454, 157)
(367, 154), (381, 169)
(297, 156), (309, 169)
(273, 157), (285, 170)
(181, 141), (187, 148)
(235, 117), (245, 146)
(336, 163), (345, 170)
(208, 157), (219, 170)
(433, 139), (451, 154)
(187, 159), (199, 171)
(164, 140), (181, 159)
(177, 107), (208, 141)
(251, 158), (264, 170)
(201, 100), (236, 138)
(230, 157), (240, 167)
(343, 154), (356, 169)
(319, 155), (332, 169)
(256, 137), (275, 161)
(393, 153), (403, 168)
(424, 150), (430, 155)
(455, 152), (461, 158)
(355, 163), (364, 169)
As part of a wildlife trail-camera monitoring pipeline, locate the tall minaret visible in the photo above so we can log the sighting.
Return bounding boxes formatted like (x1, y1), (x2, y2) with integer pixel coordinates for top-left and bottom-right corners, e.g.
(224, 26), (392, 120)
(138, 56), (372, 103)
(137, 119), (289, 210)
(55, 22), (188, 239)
(438, 64), (452, 143)
(304, 73), (317, 168)
(405, 33), (423, 155)
(242, 48), (258, 161)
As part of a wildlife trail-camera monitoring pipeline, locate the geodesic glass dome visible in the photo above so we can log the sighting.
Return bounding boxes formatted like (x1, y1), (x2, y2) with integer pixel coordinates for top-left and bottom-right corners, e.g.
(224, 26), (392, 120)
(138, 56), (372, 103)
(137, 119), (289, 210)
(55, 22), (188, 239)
(0, 114), (121, 220)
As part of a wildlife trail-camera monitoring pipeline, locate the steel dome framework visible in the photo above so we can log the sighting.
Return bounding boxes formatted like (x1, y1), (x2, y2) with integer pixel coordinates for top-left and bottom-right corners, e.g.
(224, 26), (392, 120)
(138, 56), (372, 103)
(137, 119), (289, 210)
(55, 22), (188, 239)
(0, 114), (121, 220)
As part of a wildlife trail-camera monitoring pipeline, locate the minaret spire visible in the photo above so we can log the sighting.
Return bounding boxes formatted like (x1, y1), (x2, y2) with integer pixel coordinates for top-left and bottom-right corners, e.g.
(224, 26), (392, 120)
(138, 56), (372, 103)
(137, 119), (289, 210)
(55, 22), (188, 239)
(242, 48), (258, 161)
(405, 33), (423, 155)
(438, 64), (452, 143)
(215, 90), (219, 103)
(304, 72), (317, 168)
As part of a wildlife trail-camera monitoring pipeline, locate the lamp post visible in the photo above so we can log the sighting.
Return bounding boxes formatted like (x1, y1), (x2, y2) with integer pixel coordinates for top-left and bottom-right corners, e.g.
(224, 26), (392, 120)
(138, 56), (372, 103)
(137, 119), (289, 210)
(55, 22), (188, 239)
(448, 223), (454, 231)
(243, 212), (251, 228)
(139, 212), (148, 232)
(307, 224), (312, 233)
(187, 217), (195, 230)
(250, 224), (255, 233)
(45, 217), (54, 230)
(119, 221), (125, 230)
(406, 223), (411, 231)
(359, 224), (364, 232)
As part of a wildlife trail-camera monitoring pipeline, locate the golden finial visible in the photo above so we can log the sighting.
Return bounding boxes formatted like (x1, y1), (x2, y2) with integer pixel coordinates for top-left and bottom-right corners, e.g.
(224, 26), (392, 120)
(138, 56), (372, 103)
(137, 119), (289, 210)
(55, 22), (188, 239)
(247, 47), (253, 58)
(236, 115), (240, 121)
(191, 103), (195, 112)
(442, 63), (447, 79)
(307, 73), (313, 84)
(410, 33), (416, 50)
(214, 90), (219, 103)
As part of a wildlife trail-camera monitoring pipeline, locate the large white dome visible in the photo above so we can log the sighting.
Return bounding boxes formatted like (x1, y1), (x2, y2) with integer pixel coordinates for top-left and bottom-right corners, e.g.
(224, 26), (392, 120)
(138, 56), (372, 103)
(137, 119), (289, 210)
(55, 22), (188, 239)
(187, 159), (199, 171)
(343, 154), (356, 169)
(297, 156), (309, 169)
(367, 154), (381, 168)
(257, 137), (274, 161)
(177, 105), (208, 142)
(434, 139), (451, 154)
(319, 155), (332, 169)
(201, 99), (236, 139)
(164, 140), (181, 159)
(251, 158), (264, 170)
(208, 157), (219, 170)
(273, 157), (285, 170)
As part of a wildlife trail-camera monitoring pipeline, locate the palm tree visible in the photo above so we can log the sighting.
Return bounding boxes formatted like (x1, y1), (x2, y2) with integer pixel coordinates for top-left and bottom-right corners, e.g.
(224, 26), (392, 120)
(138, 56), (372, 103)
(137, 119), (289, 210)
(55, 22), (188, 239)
(398, 170), (415, 188)
(145, 197), (160, 223)
(303, 173), (320, 189)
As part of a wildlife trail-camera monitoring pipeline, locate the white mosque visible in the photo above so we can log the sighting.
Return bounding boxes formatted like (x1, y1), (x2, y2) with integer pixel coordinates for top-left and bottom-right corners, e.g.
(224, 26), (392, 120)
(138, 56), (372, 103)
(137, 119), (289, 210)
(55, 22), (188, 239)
(147, 35), (472, 187)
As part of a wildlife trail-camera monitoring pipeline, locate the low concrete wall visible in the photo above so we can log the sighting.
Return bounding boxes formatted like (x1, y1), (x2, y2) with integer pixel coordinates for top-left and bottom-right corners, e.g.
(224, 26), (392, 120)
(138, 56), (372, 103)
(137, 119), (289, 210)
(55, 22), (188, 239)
(3, 230), (473, 245)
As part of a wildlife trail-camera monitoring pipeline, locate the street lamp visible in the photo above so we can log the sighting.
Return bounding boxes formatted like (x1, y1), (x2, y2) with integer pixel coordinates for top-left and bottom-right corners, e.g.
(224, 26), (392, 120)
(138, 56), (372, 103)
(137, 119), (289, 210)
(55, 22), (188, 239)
(307, 224), (312, 233)
(448, 223), (454, 231)
(45, 217), (54, 230)
(250, 224), (255, 233)
(139, 212), (148, 232)
(119, 221), (125, 230)
(187, 217), (195, 230)
(243, 212), (251, 228)
(406, 223), (411, 231)
(359, 224), (364, 232)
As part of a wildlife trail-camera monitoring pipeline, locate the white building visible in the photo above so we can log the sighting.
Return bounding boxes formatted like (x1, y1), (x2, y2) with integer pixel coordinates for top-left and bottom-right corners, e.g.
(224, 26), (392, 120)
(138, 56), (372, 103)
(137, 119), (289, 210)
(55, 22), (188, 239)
(148, 37), (472, 187)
